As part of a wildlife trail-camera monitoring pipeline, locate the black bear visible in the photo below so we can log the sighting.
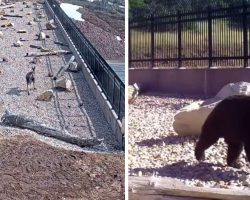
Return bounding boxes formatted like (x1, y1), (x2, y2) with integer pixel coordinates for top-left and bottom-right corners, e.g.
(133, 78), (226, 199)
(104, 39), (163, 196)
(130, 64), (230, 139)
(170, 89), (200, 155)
(195, 95), (250, 167)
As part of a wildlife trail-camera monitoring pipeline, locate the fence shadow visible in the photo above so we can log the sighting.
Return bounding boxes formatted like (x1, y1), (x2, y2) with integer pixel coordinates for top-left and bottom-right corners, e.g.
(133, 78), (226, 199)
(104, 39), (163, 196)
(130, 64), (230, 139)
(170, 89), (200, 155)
(136, 135), (198, 147)
(131, 160), (249, 182)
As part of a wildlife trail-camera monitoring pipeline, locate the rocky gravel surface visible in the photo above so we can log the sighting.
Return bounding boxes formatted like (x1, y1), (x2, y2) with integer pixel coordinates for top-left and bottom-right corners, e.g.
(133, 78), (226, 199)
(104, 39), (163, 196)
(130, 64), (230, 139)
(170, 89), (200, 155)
(129, 94), (250, 190)
(0, 1), (120, 150)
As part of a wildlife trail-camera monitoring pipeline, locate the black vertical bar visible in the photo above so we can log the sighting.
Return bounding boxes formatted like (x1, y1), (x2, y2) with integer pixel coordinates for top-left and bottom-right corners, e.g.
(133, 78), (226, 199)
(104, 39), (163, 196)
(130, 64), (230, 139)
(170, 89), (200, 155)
(129, 23), (131, 68)
(243, 1), (248, 67)
(178, 11), (182, 68)
(208, 6), (212, 68)
(118, 84), (122, 120)
(150, 14), (155, 68)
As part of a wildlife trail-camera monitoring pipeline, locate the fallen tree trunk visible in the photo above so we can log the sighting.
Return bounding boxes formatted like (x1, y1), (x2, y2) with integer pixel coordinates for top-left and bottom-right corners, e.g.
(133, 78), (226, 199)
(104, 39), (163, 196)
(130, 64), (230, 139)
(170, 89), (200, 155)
(26, 50), (72, 57)
(1, 111), (103, 148)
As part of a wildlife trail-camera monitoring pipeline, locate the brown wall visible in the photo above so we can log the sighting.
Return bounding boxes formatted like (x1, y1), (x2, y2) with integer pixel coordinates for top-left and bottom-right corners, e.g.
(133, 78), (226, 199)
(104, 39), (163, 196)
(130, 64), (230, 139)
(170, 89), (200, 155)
(129, 68), (250, 97)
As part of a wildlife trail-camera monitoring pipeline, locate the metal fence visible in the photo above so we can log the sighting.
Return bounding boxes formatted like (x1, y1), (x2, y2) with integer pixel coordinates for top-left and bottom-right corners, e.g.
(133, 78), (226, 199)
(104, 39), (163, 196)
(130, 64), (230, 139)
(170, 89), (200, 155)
(47, 0), (124, 120)
(129, 2), (250, 69)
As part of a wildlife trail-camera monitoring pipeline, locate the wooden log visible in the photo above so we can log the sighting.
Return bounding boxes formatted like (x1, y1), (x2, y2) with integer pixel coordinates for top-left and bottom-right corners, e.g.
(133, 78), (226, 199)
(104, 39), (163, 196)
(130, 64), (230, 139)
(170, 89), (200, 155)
(54, 41), (69, 47)
(30, 44), (41, 49)
(1, 111), (103, 148)
(0, 4), (15, 9)
(26, 50), (72, 57)
(3, 14), (22, 18)
(129, 176), (250, 200)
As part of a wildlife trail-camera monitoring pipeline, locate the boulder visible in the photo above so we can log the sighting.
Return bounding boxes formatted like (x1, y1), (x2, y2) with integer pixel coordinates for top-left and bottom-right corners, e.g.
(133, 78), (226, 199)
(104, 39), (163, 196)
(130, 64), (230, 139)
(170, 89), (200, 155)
(215, 81), (250, 98)
(55, 78), (72, 91)
(27, 21), (33, 25)
(128, 83), (139, 104)
(0, 31), (3, 38)
(36, 90), (54, 101)
(173, 82), (250, 136)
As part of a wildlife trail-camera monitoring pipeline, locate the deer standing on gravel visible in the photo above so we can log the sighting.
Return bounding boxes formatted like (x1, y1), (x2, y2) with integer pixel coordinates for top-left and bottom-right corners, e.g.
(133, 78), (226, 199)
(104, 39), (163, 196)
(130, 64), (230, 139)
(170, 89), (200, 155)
(26, 66), (36, 95)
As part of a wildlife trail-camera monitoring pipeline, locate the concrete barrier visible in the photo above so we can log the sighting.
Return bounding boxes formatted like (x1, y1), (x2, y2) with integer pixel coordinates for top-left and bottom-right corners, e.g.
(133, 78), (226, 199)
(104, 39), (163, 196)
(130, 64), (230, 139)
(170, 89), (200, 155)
(45, 0), (124, 149)
(129, 67), (250, 97)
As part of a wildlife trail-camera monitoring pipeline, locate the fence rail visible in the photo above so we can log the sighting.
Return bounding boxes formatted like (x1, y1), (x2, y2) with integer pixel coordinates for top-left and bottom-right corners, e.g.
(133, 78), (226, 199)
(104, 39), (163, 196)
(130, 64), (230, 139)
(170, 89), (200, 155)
(129, 3), (250, 69)
(47, 0), (124, 120)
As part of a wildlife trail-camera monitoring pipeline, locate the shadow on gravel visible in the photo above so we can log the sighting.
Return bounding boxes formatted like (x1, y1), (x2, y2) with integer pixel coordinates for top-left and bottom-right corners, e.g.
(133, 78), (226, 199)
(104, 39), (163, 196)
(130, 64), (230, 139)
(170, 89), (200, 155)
(131, 161), (249, 182)
(6, 87), (26, 96)
(136, 135), (198, 147)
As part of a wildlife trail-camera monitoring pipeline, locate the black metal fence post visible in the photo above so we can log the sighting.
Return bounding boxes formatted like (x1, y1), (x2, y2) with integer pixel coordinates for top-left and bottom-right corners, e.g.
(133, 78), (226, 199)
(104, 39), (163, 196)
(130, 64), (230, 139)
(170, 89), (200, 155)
(208, 6), (213, 68)
(129, 25), (132, 68)
(150, 14), (155, 68)
(243, 1), (248, 68)
(177, 11), (182, 68)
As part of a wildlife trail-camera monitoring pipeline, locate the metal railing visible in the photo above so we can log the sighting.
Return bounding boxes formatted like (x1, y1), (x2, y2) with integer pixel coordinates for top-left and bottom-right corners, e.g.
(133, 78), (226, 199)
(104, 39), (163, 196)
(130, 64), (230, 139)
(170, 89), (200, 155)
(47, 0), (124, 120)
(129, 2), (250, 69)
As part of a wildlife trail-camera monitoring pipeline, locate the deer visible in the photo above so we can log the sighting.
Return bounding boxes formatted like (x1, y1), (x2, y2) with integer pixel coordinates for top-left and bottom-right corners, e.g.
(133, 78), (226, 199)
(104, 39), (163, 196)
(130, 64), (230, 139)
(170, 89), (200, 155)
(26, 66), (36, 95)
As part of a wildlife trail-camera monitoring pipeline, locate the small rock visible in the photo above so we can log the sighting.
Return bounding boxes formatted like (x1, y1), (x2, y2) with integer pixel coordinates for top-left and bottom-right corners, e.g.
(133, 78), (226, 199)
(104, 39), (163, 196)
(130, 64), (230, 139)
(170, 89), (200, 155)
(17, 29), (27, 33)
(55, 78), (72, 91)
(32, 57), (41, 64)
(38, 14), (45, 19)
(48, 72), (53, 77)
(46, 19), (57, 30)
(38, 31), (46, 40)
(27, 21), (33, 25)
(2, 57), (8, 62)
(138, 171), (142, 177)
(0, 16), (7, 20)
(36, 90), (54, 101)
(68, 62), (81, 72)
(13, 40), (23, 47)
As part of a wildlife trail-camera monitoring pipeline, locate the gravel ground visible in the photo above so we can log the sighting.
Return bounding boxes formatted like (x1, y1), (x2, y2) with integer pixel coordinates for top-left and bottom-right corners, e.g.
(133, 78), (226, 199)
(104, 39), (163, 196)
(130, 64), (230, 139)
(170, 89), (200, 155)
(0, 1), (120, 150)
(129, 94), (250, 190)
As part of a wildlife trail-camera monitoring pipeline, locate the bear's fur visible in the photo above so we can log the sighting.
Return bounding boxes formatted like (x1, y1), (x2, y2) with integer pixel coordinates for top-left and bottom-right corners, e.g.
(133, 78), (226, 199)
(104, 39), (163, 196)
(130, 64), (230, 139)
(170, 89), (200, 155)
(195, 95), (250, 167)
